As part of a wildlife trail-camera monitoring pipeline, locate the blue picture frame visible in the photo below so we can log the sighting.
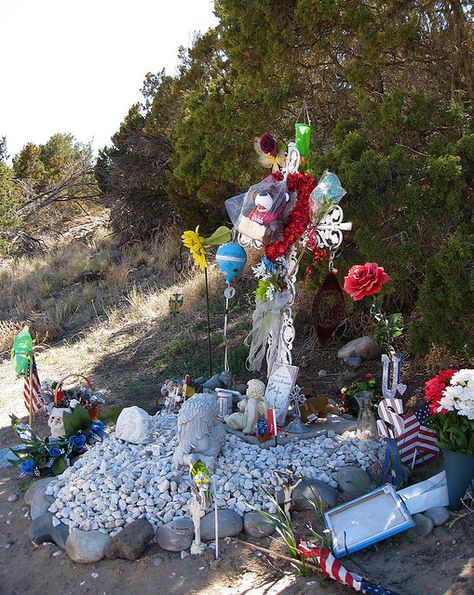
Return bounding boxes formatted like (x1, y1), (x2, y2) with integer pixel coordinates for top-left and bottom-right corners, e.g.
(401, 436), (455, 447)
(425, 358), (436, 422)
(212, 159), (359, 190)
(324, 484), (414, 558)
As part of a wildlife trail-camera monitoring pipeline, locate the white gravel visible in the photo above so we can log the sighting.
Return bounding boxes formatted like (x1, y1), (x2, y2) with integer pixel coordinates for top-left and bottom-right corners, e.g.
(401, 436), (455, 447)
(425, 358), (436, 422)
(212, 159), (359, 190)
(46, 412), (384, 536)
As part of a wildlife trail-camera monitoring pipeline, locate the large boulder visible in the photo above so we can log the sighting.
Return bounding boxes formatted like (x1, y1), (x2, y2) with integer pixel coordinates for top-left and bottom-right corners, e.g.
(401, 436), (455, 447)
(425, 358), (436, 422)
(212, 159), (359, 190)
(28, 512), (69, 548)
(115, 406), (150, 444)
(291, 478), (338, 511)
(156, 517), (194, 552)
(30, 490), (54, 521)
(200, 509), (243, 541)
(65, 529), (111, 563)
(243, 511), (275, 538)
(337, 336), (381, 362)
(105, 519), (154, 560)
(336, 466), (371, 497)
(24, 477), (55, 506)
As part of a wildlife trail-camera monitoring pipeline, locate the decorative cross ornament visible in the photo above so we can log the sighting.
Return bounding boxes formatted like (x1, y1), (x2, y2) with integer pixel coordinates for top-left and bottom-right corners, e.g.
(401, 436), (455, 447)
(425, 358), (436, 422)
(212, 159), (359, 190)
(315, 205), (352, 252)
(289, 385), (306, 418)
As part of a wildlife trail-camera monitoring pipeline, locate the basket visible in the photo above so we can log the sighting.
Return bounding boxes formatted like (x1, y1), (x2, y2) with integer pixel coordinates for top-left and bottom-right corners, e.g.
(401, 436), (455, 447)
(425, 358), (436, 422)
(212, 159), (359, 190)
(53, 374), (99, 419)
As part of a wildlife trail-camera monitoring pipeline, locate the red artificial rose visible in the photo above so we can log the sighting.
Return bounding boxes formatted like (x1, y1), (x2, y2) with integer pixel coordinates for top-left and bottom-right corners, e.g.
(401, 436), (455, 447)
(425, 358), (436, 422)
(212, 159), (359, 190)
(343, 262), (390, 301)
(365, 373), (372, 380)
(259, 132), (278, 157)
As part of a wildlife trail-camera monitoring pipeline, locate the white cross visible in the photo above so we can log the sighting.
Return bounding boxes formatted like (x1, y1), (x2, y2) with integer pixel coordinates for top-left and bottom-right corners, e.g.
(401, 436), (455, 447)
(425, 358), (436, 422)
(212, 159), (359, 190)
(315, 205), (352, 251)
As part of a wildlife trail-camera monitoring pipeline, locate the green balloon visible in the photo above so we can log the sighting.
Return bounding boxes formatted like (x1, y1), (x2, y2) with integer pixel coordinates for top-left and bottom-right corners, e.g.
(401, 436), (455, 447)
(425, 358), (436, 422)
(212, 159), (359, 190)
(295, 123), (312, 158)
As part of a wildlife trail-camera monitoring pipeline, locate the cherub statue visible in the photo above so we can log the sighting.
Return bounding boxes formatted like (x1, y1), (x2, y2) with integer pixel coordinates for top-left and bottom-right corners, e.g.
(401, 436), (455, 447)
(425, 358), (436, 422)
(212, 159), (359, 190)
(224, 379), (266, 434)
(172, 393), (226, 472)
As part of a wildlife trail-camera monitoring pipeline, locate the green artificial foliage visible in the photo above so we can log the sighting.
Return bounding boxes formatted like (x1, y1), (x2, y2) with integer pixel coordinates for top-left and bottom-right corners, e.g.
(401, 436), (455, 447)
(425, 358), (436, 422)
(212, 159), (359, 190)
(62, 404), (92, 438)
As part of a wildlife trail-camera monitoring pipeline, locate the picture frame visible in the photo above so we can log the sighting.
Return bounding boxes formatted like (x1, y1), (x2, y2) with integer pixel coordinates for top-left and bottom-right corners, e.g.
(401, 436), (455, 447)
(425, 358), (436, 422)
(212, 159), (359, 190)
(264, 362), (299, 426)
(324, 484), (414, 558)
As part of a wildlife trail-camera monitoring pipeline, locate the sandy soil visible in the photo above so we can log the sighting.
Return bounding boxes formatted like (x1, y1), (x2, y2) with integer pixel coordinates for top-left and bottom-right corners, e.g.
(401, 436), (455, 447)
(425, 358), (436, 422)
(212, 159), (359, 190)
(0, 328), (473, 594)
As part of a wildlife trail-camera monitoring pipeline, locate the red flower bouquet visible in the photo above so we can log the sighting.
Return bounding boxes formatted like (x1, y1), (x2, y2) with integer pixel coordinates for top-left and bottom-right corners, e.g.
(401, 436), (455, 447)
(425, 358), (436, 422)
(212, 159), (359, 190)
(424, 369), (458, 415)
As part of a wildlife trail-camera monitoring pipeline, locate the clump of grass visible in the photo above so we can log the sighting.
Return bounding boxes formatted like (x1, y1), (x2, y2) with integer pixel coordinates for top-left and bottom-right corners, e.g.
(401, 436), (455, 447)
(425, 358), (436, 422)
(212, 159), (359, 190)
(82, 283), (96, 304)
(105, 262), (130, 287)
(152, 226), (182, 272)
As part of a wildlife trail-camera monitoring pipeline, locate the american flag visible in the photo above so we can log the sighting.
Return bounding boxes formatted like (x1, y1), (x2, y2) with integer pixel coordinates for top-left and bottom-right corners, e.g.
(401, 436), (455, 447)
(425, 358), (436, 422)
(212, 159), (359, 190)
(298, 543), (398, 594)
(23, 357), (45, 414)
(396, 403), (438, 467)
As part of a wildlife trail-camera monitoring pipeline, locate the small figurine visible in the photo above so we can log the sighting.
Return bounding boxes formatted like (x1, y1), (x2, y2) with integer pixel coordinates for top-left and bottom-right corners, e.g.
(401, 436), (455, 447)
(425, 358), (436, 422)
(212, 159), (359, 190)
(224, 379), (267, 434)
(47, 406), (71, 438)
(182, 374), (195, 399)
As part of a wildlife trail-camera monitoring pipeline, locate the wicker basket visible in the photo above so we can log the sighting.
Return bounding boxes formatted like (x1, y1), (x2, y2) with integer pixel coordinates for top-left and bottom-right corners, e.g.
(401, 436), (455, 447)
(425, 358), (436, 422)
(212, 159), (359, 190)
(53, 374), (99, 419)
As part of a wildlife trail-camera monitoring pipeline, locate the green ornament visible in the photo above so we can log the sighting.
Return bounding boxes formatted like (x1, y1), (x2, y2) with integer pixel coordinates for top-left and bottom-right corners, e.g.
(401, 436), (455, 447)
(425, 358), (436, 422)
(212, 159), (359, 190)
(12, 326), (32, 376)
(295, 123), (311, 158)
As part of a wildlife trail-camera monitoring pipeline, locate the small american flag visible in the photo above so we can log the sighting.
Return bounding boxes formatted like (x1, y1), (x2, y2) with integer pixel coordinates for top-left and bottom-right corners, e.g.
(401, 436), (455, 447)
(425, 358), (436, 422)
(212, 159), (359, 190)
(298, 543), (398, 594)
(267, 407), (277, 437)
(396, 403), (438, 467)
(23, 357), (45, 414)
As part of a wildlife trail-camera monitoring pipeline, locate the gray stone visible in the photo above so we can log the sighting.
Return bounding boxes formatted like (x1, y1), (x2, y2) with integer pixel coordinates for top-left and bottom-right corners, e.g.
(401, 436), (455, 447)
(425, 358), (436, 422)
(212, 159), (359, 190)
(30, 490), (54, 520)
(343, 356), (362, 368)
(424, 507), (450, 527)
(24, 477), (55, 506)
(194, 377), (206, 387)
(202, 374), (224, 391)
(412, 513), (434, 537)
(65, 529), (111, 563)
(115, 406), (150, 444)
(7, 493), (19, 503)
(243, 511), (275, 538)
(336, 466), (371, 497)
(338, 336), (381, 362)
(156, 517), (194, 552)
(200, 509), (243, 541)
(28, 513), (69, 548)
(235, 384), (247, 396)
(105, 519), (154, 560)
(218, 371), (232, 388)
(292, 479), (338, 511)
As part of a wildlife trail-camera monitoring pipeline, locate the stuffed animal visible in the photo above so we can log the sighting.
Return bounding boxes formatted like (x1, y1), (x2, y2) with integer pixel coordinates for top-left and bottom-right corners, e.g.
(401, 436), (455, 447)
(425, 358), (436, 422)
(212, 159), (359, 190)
(300, 394), (334, 423)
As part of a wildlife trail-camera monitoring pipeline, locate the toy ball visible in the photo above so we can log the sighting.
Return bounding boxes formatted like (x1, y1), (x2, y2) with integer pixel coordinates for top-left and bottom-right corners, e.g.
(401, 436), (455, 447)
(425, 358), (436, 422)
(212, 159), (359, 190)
(216, 242), (247, 284)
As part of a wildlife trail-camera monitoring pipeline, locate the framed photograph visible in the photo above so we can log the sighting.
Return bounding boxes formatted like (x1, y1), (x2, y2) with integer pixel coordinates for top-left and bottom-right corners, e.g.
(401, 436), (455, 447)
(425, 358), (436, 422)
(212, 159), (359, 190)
(324, 484), (414, 558)
(265, 362), (299, 426)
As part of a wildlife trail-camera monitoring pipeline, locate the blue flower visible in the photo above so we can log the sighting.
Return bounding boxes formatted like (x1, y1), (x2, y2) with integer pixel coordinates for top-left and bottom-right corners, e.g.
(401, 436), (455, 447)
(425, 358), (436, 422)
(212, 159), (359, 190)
(68, 434), (87, 450)
(20, 459), (37, 475)
(48, 447), (62, 458)
(90, 421), (105, 439)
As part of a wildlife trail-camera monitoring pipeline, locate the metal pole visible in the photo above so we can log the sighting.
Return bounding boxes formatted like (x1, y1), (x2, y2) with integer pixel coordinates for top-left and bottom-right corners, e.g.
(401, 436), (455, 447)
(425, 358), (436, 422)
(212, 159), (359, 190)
(204, 268), (213, 378)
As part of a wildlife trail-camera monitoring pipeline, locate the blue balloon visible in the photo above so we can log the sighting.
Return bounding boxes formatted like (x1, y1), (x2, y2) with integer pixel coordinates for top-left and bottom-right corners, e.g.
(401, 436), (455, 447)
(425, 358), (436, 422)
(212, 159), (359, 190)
(216, 242), (247, 283)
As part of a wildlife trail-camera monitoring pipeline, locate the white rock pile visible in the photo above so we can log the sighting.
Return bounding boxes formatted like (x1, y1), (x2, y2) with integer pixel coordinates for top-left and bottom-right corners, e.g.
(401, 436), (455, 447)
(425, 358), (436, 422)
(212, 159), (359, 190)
(46, 413), (384, 537)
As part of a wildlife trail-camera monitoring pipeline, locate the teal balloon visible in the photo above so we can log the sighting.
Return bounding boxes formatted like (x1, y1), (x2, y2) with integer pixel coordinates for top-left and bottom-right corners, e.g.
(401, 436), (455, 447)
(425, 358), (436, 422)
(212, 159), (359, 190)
(216, 242), (247, 283)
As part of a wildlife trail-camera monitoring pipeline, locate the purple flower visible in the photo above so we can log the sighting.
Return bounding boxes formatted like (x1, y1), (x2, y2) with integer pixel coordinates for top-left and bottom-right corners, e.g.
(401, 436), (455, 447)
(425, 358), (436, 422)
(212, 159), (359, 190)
(20, 459), (36, 475)
(259, 132), (278, 157)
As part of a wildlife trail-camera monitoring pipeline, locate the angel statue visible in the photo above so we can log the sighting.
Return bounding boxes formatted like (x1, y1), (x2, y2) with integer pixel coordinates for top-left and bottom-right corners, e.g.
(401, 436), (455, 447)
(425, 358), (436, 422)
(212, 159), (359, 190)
(172, 393), (226, 472)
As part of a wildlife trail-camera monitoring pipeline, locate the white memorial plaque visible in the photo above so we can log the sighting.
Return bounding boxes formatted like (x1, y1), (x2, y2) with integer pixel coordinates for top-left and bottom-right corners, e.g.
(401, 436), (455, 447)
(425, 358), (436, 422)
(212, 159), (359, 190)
(265, 362), (299, 426)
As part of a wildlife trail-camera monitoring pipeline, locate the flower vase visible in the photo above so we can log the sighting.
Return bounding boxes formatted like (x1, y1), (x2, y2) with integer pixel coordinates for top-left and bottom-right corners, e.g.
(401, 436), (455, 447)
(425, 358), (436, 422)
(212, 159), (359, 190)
(442, 449), (474, 511)
(355, 391), (378, 440)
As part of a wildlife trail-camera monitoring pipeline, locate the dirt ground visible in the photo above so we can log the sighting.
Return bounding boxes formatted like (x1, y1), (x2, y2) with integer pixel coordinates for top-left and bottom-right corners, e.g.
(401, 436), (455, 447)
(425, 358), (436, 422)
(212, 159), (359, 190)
(0, 271), (473, 595)
(1, 399), (473, 594)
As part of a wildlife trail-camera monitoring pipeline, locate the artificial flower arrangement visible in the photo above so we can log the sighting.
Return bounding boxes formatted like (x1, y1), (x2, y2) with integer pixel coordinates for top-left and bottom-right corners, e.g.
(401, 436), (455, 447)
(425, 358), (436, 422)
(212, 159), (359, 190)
(8, 414), (105, 479)
(181, 226), (231, 270)
(41, 376), (106, 420)
(343, 262), (403, 355)
(424, 369), (474, 453)
(252, 257), (288, 302)
(340, 373), (380, 417)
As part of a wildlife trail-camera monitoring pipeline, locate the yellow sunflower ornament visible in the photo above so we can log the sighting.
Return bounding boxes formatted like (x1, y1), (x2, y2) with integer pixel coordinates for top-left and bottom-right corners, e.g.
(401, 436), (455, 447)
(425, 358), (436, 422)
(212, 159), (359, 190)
(181, 225), (231, 270)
